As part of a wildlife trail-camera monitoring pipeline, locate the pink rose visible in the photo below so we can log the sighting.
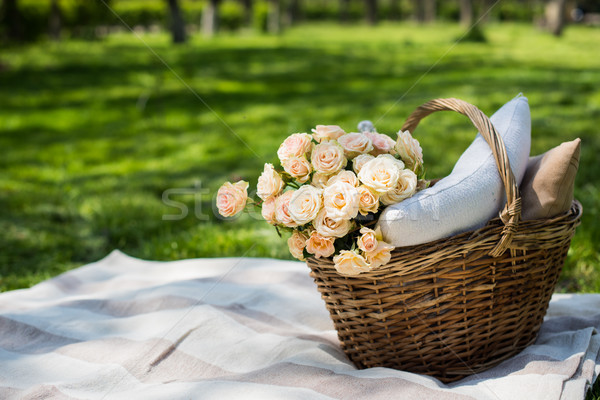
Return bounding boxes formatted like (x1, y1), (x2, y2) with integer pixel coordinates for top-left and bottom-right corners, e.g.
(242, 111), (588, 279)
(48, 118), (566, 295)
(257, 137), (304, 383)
(365, 241), (395, 269)
(257, 163), (285, 201)
(357, 227), (378, 253)
(305, 231), (336, 259)
(288, 230), (309, 260)
(216, 181), (249, 217)
(282, 156), (312, 183)
(261, 197), (277, 225)
(275, 190), (298, 228)
(311, 125), (346, 143)
(333, 250), (370, 276)
(277, 133), (313, 163)
(311, 141), (347, 175)
(364, 131), (396, 155)
(337, 132), (374, 158)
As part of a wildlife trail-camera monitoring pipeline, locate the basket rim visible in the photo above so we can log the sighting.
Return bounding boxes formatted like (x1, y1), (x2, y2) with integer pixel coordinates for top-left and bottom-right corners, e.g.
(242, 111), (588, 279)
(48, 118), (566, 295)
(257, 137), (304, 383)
(306, 199), (582, 275)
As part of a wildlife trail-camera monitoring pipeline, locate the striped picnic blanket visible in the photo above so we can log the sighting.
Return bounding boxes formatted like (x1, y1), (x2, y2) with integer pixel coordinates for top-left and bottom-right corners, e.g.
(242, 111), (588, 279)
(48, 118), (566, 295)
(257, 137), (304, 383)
(0, 250), (598, 399)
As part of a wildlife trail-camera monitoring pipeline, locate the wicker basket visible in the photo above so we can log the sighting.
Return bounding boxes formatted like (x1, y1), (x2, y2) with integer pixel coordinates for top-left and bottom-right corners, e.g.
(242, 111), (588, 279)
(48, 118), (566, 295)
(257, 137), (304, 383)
(306, 98), (582, 383)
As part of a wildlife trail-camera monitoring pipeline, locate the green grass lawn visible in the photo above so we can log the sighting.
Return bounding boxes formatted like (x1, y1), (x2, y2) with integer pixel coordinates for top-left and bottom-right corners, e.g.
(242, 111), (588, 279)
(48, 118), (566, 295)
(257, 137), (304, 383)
(0, 22), (599, 292)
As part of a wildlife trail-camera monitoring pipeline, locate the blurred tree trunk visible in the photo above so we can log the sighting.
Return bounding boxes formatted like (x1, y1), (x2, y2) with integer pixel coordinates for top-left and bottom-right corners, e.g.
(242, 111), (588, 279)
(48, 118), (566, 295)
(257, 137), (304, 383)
(1, 0), (23, 41)
(167, 0), (186, 43)
(413, 0), (424, 22)
(268, 0), (281, 34)
(339, 0), (350, 22)
(545, 0), (568, 36)
(286, 0), (300, 25)
(413, 0), (435, 23)
(366, 0), (377, 25)
(423, 0), (436, 22)
(202, 0), (220, 37)
(478, 0), (494, 22)
(389, 0), (401, 20)
(49, 0), (61, 41)
(460, 0), (473, 25)
(241, 0), (253, 27)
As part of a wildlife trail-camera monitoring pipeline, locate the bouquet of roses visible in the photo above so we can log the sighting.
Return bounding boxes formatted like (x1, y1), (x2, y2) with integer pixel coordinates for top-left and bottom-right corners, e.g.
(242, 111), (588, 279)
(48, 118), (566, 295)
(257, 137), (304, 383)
(216, 122), (425, 276)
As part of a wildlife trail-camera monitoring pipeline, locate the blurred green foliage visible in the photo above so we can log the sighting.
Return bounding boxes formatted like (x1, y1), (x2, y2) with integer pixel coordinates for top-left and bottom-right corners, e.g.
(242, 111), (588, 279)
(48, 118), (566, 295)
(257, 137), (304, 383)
(0, 23), (599, 293)
(2, 0), (113, 41)
(1, 0), (550, 43)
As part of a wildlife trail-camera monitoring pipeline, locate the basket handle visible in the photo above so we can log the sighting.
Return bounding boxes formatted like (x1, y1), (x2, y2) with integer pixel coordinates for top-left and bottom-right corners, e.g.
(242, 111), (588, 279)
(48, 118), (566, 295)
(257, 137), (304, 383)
(401, 98), (521, 257)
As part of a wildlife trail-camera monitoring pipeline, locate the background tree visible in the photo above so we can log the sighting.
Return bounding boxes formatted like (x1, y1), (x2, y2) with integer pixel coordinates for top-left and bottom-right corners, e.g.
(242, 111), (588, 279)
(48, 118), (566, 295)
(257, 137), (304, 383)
(49, 0), (61, 41)
(267, 0), (281, 34)
(202, 0), (221, 37)
(167, 0), (186, 43)
(424, 0), (436, 22)
(389, 0), (401, 21)
(240, 0), (253, 27)
(366, 0), (377, 25)
(460, 0), (488, 42)
(413, 0), (436, 23)
(1, 0), (23, 41)
(286, 0), (301, 26)
(545, 0), (568, 36)
(460, 0), (473, 26)
(339, 0), (350, 22)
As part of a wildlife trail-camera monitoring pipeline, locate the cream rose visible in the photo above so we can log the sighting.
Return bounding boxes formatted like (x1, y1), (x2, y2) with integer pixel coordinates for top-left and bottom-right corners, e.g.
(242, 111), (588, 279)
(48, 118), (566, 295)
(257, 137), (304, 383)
(277, 133), (313, 163)
(311, 125), (346, 143)
(314, 209), (352, 238)
(288, 185), (322, 225)
(326, 170), (359, 187)
(357, 227), (378, 253)
(333, 250), (371, 276)
(365, 241), (395, 269)
(380, 169), (418, 205)
(261, 197), (277, 225)
(288, 230), (309, 260)
(357, 185), (379, 216)
(275, 190), (298, 228)
(282, 156), (312, 183)
(322, 181), (360, 221)
(352, 154), (375, 174)
(395, 130), (423, 173)
(337, 132), (374, 158)
(378, 153), (405, 170)
(311, 141), (347, 175)
(305, 231), (336, 259)
(311, 171), (331, 189)
(257, 163), (285, 201)
(364, 131), (396, 155)
(357, 155), (402, 194)
(216, 181), (248, 217)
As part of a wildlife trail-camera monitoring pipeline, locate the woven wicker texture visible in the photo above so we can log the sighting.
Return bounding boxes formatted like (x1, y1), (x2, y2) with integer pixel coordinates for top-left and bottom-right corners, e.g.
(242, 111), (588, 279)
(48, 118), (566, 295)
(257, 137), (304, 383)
(306, 99), (582, 382)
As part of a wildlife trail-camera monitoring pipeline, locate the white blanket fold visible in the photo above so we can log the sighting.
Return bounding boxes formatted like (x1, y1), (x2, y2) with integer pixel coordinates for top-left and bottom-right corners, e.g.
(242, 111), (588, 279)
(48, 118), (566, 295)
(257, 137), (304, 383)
(0, 250), (598, 400)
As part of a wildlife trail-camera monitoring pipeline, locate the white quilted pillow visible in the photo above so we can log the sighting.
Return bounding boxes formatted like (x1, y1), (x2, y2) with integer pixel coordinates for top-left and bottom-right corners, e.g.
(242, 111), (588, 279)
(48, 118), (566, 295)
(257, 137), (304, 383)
(378, 96), (531, 247)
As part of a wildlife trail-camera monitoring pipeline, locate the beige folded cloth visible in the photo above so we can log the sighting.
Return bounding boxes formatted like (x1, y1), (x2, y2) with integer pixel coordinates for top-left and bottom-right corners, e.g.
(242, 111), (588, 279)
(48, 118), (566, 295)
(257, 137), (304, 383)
(0, 251), (598, 400)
